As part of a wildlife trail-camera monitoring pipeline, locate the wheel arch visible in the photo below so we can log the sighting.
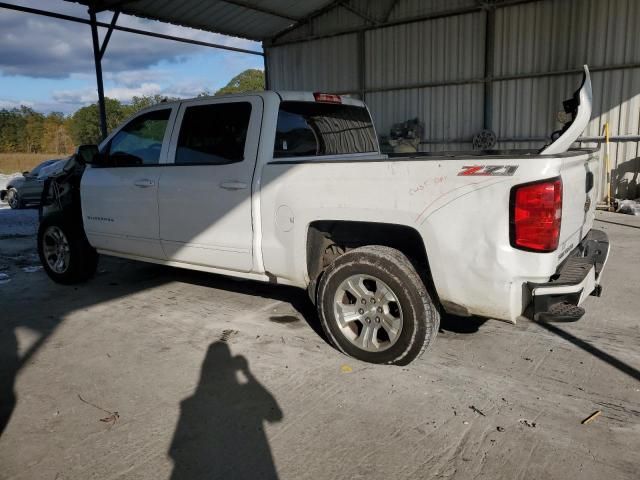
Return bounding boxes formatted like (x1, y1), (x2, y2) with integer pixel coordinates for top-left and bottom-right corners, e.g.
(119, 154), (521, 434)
(305, 220), (440, 305)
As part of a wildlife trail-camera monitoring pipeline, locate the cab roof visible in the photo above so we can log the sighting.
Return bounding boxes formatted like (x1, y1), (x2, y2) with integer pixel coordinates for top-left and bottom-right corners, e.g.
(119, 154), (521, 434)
(140, 91), (366, 111)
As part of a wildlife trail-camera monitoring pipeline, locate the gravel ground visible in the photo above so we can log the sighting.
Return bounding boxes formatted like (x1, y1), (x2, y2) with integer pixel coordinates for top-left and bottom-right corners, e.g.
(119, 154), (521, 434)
(0, 204), (39, 239)
(0, 211), (638, 480)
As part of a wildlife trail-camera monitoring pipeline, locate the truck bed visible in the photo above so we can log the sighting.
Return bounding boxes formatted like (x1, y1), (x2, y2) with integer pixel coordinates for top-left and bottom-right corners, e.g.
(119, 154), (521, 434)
(387, 148), (596, 160)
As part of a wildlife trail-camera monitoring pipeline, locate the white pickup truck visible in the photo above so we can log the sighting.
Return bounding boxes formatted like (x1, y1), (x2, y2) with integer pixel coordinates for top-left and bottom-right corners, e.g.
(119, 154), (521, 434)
(39, 66), (609, 365)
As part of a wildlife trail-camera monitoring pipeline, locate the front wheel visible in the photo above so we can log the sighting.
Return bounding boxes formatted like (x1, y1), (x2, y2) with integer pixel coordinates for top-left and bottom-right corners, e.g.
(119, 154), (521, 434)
(38, 215), (98, 284)
(6, 188), (22, 209)
(317, 245), (439, 365)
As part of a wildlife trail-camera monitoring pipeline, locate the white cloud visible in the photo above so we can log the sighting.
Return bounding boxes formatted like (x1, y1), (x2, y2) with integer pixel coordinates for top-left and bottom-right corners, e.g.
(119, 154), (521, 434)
(0, 98), (34, 109)
(106, 82), (163, 101)
(104, 69), (171, 87)
(51, 80), (209, 107)
(52, 82), (163, 104)
(162, 80), (208, 98)
(0, 0), (262, 78)
(51, 88), (96, 105)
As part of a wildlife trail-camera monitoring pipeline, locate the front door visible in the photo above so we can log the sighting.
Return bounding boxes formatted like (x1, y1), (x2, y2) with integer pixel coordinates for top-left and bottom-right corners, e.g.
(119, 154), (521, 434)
(158, 97), (262, 272)
(81, 106), (176, 259)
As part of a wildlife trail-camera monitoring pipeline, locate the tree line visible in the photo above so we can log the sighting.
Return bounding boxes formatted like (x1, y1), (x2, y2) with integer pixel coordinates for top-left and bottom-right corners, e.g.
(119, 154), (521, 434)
(0, 69), (264, 153)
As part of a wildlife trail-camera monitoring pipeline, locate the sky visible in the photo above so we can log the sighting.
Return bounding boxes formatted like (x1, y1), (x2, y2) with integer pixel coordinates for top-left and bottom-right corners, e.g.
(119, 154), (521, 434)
(0, 0), (264, 115)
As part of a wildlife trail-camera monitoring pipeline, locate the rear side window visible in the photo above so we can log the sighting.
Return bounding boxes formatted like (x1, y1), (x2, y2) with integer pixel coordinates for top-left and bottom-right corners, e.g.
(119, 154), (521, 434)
(103, 109), (170, 166)
(176, 102), (251, 165)
(274, 101), (377, 158)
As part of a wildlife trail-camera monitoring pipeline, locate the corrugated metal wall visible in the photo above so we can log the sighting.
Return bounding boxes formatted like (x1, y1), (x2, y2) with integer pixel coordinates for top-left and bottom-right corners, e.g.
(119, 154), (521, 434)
(266, 0), (640, 199)
(364, 12), (485, 147)
(268, 34), (360, 92)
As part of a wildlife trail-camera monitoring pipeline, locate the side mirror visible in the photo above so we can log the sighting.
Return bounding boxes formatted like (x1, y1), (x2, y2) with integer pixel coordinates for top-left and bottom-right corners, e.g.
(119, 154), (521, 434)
(76, 144), (100, 165)
(22, 171), (30, 176)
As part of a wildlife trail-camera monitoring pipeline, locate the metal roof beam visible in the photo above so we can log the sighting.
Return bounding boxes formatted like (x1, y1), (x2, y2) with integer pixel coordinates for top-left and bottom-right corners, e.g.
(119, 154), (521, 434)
(90, 0), (300, 22)
(88, 8), (108, 139)
(0, 2), (264, 56)
(269, 0), (542, 46)
(340, 2), (378, 25)
(98, 10), (120, 60)
(219, 0), (300, 22)
(91, 0), (135, 13)
(270, 0), (346, 42)
(383, 0), (399, 22)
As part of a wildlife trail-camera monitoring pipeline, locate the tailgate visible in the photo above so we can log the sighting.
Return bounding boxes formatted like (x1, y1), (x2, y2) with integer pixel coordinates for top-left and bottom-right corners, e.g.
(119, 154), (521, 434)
(540, 65), (600, 265)
(556, 150), (599, 263)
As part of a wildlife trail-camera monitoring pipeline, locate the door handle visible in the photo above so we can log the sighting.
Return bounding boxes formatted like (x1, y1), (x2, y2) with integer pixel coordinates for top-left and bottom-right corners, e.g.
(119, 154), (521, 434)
(134, 179), (155, 188)
(220, 181), (248, 190)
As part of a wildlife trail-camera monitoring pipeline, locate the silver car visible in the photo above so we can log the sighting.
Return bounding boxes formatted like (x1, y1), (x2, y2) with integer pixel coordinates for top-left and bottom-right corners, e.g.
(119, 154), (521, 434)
(0, 159), (65, 209)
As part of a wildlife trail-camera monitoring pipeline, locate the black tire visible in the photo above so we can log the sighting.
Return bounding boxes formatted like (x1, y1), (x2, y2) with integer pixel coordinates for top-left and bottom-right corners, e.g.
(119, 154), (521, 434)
(38, 214), (98, 284)
(317, 245), (439, 366)
(6, 188), (22, 209)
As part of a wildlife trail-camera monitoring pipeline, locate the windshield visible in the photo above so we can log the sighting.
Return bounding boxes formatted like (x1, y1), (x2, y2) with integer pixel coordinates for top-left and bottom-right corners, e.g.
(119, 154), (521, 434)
(29, 160), (56, 175)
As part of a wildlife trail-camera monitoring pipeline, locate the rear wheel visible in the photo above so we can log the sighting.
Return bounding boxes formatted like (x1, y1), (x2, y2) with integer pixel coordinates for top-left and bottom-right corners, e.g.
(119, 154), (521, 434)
(6, 188), (22, 209)
(317, 245), (439, 365)
(38, 215), (98, 284)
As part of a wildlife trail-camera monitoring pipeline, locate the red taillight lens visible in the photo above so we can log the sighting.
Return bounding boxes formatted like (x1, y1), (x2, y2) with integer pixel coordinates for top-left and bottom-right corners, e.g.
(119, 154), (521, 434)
(510, 178), (562, 252)
(313, 92), (342, 103)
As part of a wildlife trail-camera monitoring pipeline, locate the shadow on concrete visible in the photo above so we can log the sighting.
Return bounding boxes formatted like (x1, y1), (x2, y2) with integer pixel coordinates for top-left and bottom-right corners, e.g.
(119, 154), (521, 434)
(164, 266), (326, 342)
(0, 257), (317, 438)
(169, 341), (283, 480)
(537, 321), (640, 382)
(0, 260), (172, 436)
(0, 324), (19, 435)
(439, 313), (488, 334)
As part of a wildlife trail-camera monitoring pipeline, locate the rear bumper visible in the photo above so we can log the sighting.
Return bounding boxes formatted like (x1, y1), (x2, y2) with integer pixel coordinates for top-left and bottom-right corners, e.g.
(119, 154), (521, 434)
(525, 229), (609, 321)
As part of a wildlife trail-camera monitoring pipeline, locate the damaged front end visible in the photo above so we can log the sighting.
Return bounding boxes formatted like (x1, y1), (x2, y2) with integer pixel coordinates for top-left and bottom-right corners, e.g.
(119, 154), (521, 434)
(39, 151), (86, 224)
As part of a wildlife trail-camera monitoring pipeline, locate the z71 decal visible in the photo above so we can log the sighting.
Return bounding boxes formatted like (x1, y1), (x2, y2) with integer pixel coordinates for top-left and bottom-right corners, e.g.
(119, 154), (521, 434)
(458, 165), (519, 176)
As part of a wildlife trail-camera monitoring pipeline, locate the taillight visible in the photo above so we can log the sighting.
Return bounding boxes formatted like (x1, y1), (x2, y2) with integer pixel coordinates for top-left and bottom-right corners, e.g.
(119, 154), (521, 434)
(313, 92), (342, 103)
(510, 178), (562, 252)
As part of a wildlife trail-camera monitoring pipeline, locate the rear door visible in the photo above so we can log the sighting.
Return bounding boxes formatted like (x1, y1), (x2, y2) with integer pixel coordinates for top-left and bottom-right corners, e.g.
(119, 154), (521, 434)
(157, 96), (262, 272)
(81, 105), (176, 259)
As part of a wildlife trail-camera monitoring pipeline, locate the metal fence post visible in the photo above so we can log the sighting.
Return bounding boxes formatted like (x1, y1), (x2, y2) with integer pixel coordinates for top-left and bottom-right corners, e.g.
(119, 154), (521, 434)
(89, 8), (108, 141)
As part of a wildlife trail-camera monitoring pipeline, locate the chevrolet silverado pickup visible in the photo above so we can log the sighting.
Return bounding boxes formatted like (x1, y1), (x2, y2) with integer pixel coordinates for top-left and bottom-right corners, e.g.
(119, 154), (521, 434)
(38, 66), (609, 365)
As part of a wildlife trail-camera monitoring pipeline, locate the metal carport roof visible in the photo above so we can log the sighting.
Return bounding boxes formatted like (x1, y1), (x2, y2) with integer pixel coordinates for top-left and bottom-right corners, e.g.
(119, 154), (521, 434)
(1, 0), (378, 138)
(0, 0), (533, 140)
(67, 0), (339, 41)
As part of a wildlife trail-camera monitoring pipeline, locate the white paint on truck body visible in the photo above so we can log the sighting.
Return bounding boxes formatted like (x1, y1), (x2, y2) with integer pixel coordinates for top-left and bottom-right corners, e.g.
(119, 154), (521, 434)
(80, 78), (600, 324)
(259, 149), (597, 322)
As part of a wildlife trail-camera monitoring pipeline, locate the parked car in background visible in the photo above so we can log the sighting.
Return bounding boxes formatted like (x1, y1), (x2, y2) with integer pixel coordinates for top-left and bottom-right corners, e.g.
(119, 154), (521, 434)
(0, 158), (66, 209)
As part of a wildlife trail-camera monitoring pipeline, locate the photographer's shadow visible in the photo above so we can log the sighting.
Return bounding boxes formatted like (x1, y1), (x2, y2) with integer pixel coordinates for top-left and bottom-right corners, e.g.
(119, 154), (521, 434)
(169, 341), (283, 480)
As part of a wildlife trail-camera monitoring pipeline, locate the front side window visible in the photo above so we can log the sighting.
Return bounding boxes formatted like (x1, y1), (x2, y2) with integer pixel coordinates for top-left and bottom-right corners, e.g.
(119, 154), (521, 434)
(175, 102), (252, 165)
(274, 102), (378, 158)
(104, 109), (170, 166)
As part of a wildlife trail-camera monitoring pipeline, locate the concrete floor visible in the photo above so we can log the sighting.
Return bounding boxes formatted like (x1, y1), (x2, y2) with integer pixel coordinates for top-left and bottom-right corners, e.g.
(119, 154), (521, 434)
(0, 208), (639, 480)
